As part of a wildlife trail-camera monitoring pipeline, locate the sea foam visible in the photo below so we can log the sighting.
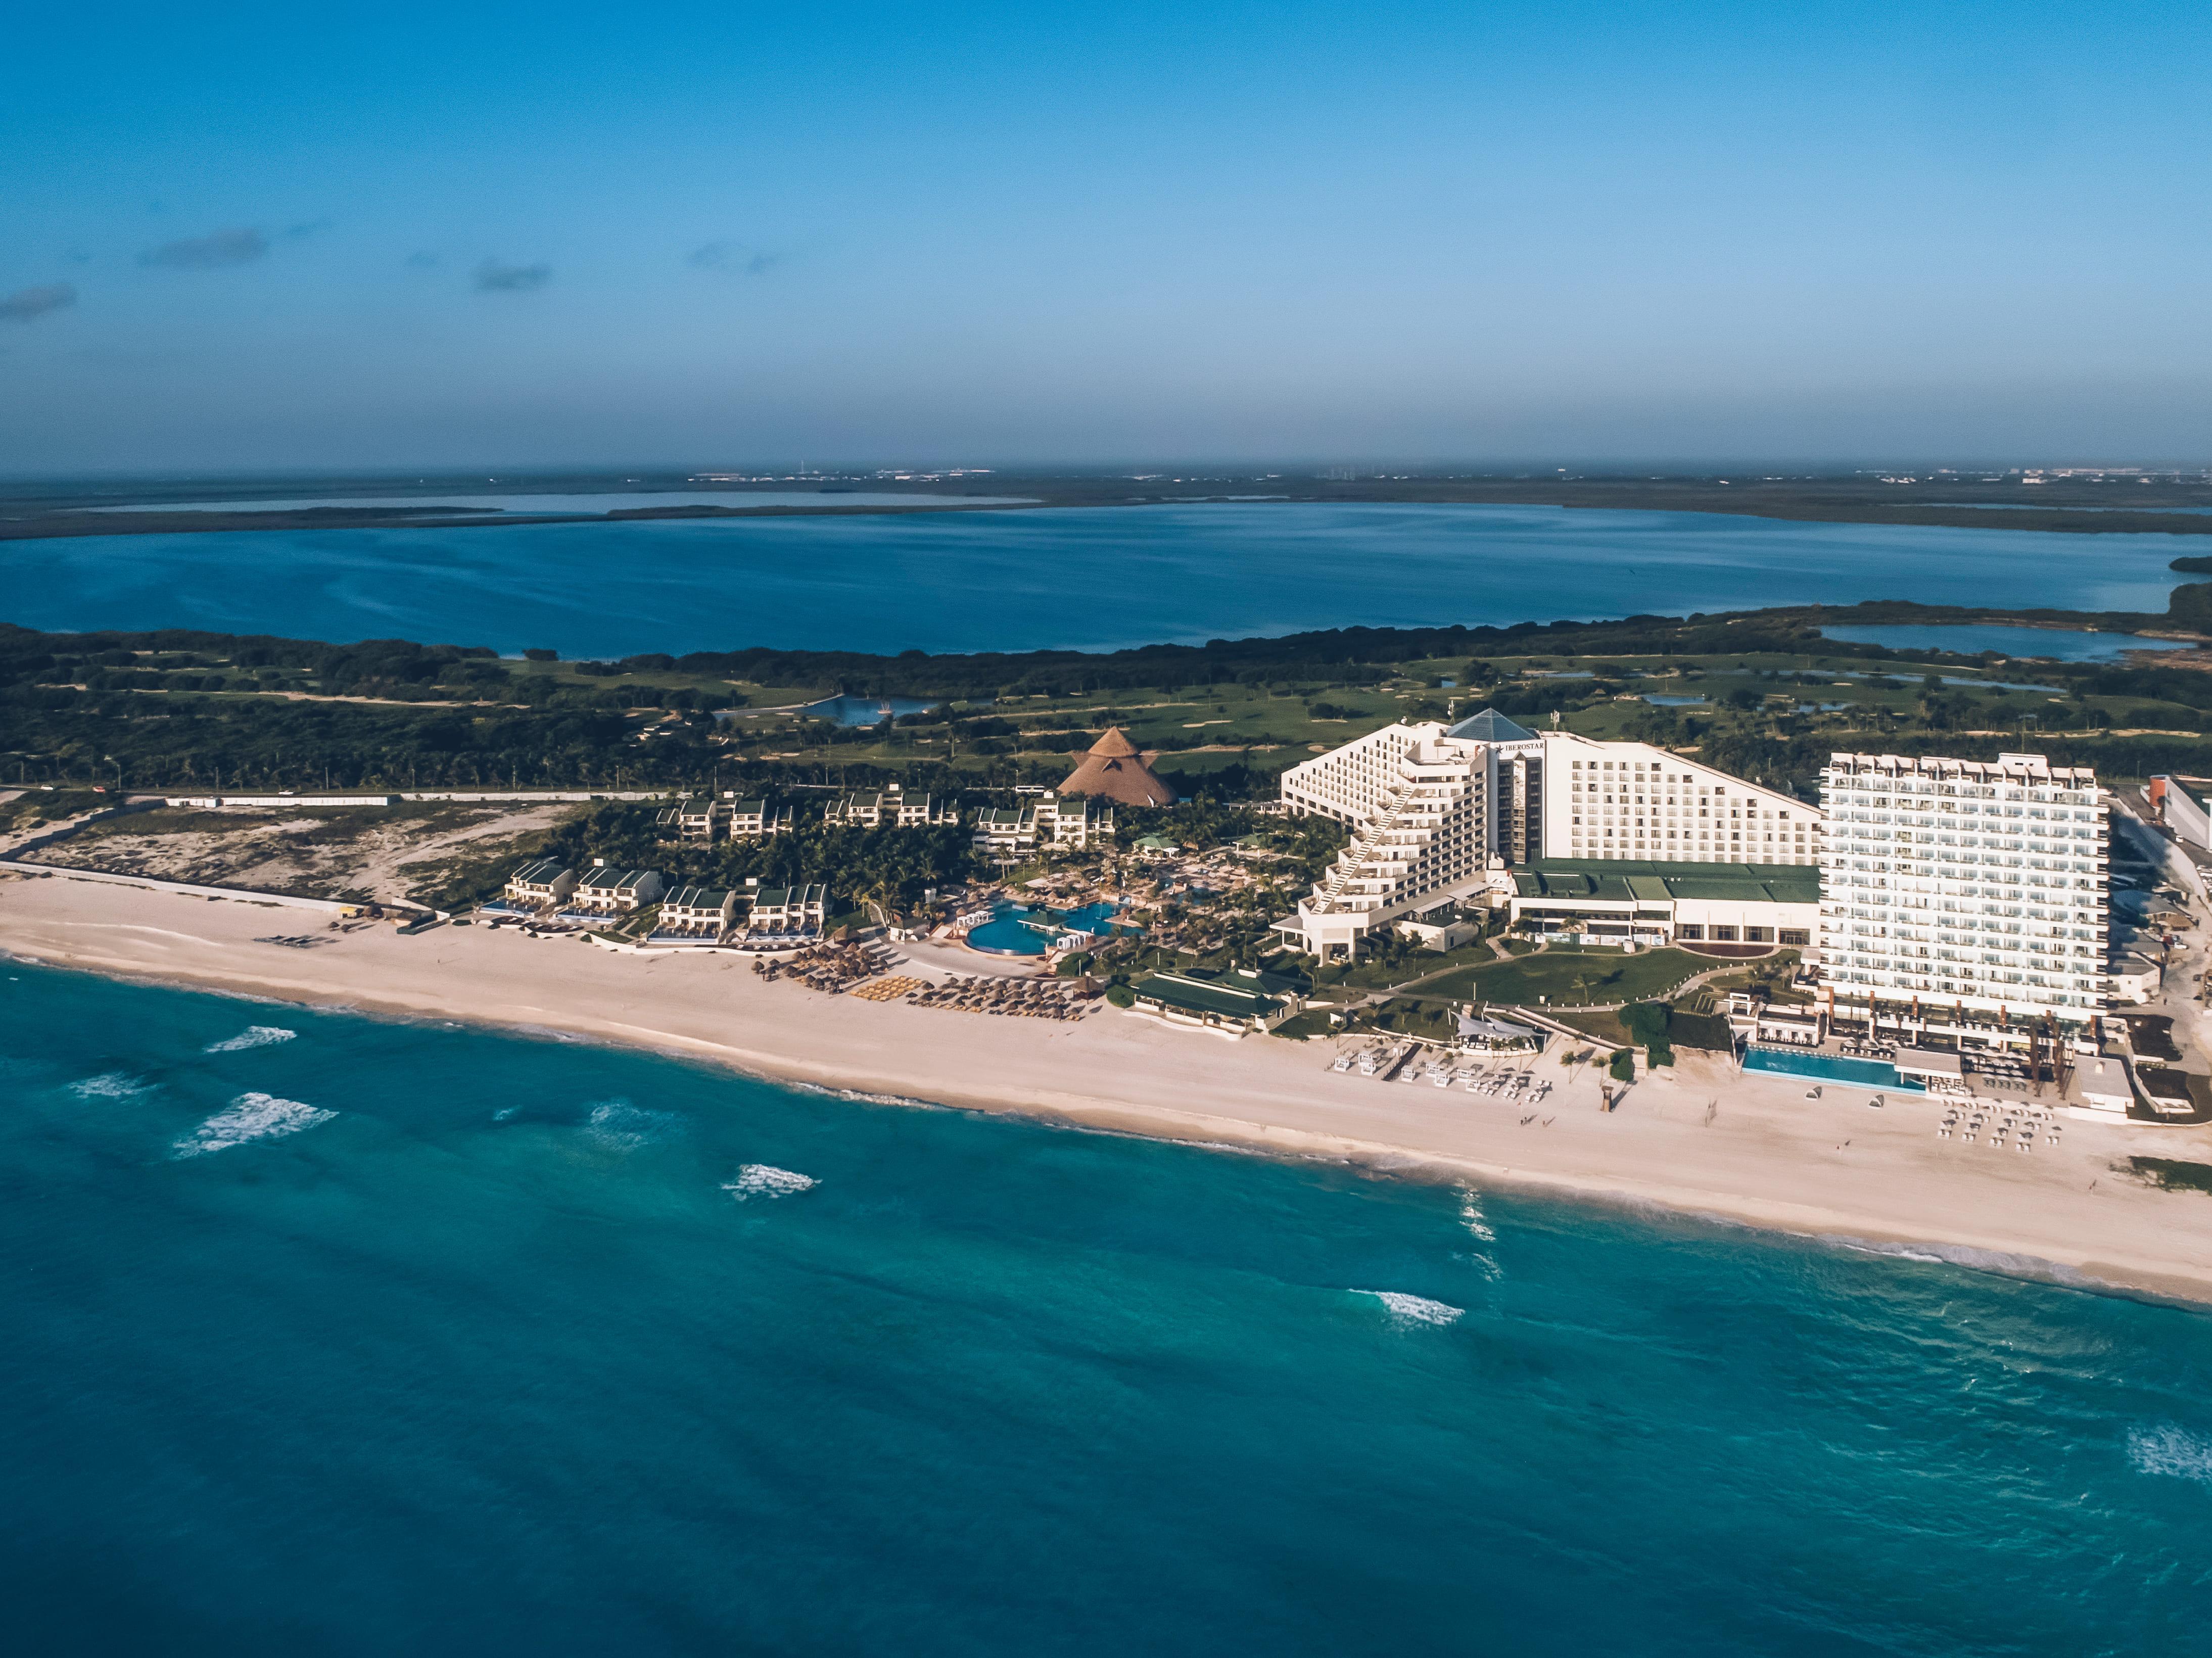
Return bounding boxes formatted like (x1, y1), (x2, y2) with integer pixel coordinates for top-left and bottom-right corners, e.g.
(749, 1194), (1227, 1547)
(173, 1092), (336, 1158)
(2129, 1425), (2212, 1485)
(1457, 1186), (1496, 1243)
(70, 1072), (151, 1100)
(584, 1100), (680, 1151)
(204, 1025), (298, 1054)
(724, 1165), (819, 1201)
(1356, 1290), (1465, 1328)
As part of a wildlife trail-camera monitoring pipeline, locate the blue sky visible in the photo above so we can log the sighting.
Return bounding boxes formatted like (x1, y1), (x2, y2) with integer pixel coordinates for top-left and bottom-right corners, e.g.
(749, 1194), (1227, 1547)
(4, 1), (2207, 474)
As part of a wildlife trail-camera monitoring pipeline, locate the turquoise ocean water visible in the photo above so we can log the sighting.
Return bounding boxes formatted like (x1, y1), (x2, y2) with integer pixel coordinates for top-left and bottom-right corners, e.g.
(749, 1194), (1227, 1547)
(8, 503), (2190, 657)
(5, 964), (2210, 1655)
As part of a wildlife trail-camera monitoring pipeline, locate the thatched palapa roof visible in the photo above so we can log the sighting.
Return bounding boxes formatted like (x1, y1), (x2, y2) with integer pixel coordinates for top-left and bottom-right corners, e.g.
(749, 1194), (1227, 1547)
(1058, 726), (1176, 807)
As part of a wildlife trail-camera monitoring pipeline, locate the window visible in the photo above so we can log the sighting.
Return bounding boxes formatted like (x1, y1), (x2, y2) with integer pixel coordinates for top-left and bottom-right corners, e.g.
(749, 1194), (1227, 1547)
(1711, 925), (1739, 941)
(1676, 924), (1705, 940)
(1746, 926), (1774, 943)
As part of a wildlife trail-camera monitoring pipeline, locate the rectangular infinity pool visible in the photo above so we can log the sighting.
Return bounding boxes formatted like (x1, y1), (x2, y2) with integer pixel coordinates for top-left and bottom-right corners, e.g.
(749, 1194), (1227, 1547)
(1743, 1047), (1925, 1092)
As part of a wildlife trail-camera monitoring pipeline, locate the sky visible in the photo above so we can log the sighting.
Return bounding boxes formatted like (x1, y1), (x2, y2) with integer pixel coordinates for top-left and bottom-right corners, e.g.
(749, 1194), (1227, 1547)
(4, 1), (2209, 475)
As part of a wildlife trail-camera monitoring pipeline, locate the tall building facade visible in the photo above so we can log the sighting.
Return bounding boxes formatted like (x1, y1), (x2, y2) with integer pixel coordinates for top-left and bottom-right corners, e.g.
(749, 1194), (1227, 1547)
(1817, 751), (2109, 1026)
(1276, 710), (1821, 960)
(1544, 731), (1816, 867)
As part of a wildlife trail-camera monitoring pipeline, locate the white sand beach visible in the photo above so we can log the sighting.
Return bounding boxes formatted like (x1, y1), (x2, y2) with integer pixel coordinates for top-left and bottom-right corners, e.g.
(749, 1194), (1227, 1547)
(7, 867), (2212, 1305)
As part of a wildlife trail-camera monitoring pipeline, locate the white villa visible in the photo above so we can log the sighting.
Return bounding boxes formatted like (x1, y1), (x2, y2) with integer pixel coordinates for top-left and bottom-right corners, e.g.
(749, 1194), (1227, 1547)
(1041, 791), (1114, 848)
(746, 883), (828, 938)
(727, 797), (795, 838)
(825, 784), (956, 828)
(565, 862), (665, 920)
(501, 858), (576, 909)
(971, 803), (1039, 856)
(970, 790), (1115, 857)
(1275, 709), (1822, 961)
(657, 885), (736, 939)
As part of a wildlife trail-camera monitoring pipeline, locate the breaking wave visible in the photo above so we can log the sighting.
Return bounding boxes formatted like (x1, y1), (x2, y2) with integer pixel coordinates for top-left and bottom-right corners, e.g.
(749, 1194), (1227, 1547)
(1457, 1186), (1496, 1243)
(173, 1092), (336, 1158)
(1355, 1290), (1464, 1328)
(724, 1164), (819, 1201)
(204, 1025), (298, 1054)
(70, 1072), (151, 1100)
(2129, 1425), (2212, 1485)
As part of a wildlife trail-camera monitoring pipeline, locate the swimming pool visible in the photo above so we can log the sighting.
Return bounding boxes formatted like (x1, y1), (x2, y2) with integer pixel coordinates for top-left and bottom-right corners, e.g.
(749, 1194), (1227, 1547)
(1743, 1046), (1925, 1092)
(966, 901), (1122, 957)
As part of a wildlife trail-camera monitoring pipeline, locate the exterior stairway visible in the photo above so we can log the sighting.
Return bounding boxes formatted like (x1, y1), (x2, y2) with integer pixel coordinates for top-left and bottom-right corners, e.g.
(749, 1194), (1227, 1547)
(1308, 775), (1426, 915)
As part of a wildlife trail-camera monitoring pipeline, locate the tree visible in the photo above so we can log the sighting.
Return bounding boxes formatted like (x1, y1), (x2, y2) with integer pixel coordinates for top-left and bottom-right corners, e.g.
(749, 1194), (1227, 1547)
(1621, 1000), (1674, 1066)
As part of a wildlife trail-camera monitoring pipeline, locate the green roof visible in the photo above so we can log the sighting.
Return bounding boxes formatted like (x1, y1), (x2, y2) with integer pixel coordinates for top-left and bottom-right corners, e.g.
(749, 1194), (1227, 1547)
(1514, 858), (1818, 906)
(665, 886), (730, 910)
(1134, 970), (1283, 1018)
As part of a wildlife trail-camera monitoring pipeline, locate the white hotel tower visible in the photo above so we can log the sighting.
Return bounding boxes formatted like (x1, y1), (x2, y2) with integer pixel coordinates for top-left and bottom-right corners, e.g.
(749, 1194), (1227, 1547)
(1817, 751), (2109, 1028)
(1277, 709), (1818, 961)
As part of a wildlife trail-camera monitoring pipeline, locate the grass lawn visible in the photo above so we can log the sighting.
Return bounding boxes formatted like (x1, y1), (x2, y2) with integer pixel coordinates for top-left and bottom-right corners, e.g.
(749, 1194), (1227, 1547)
(1329, 941), (1496, 991)
(1418, 945), (1707, 1008)
(1549, 1008), (1632, 1046)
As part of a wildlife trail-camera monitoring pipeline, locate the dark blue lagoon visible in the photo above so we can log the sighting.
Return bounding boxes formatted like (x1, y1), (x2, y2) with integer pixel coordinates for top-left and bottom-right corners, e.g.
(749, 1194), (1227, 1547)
(5, 965), (2212, 1656)
(7, 504), (2195, 657)
(1818, 623), (2199, 662)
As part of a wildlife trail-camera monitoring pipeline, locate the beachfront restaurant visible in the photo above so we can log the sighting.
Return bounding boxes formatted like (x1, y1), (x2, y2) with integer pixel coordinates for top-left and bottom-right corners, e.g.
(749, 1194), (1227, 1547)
(559, 862), (665, 925)
(654, 885), (735, 942)
(745, 883), (828, 944)
(1127, 968), (1305, 1038)
(1509, 859), (1818, 950)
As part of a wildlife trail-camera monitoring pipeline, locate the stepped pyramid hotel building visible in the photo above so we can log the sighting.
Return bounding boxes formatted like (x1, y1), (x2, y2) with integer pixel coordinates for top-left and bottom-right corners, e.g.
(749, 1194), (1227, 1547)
(1818, 751), (2109, 1030)
(1277, 709), (1821, 961)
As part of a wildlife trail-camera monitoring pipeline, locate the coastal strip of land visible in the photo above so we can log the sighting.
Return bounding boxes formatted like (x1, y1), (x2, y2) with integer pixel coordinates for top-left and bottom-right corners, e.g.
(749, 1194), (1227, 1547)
(8, 871), (2211, 1306)
(11, 471), (2212, 542)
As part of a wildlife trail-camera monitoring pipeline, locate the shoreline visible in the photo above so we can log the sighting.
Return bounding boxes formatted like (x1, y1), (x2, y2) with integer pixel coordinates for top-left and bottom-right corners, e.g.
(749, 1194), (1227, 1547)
(7, 871), (2212, 1310)
(13, 487), (2212, 546)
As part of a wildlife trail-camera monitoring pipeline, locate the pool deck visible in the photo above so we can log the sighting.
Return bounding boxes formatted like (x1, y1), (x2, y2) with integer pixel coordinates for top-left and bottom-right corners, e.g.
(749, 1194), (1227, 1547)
(901, 937), (1050, 979)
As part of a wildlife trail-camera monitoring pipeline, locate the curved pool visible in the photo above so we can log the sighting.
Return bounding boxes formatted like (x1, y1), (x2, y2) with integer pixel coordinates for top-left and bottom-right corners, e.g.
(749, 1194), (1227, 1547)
(966, 901), (1121, 957)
